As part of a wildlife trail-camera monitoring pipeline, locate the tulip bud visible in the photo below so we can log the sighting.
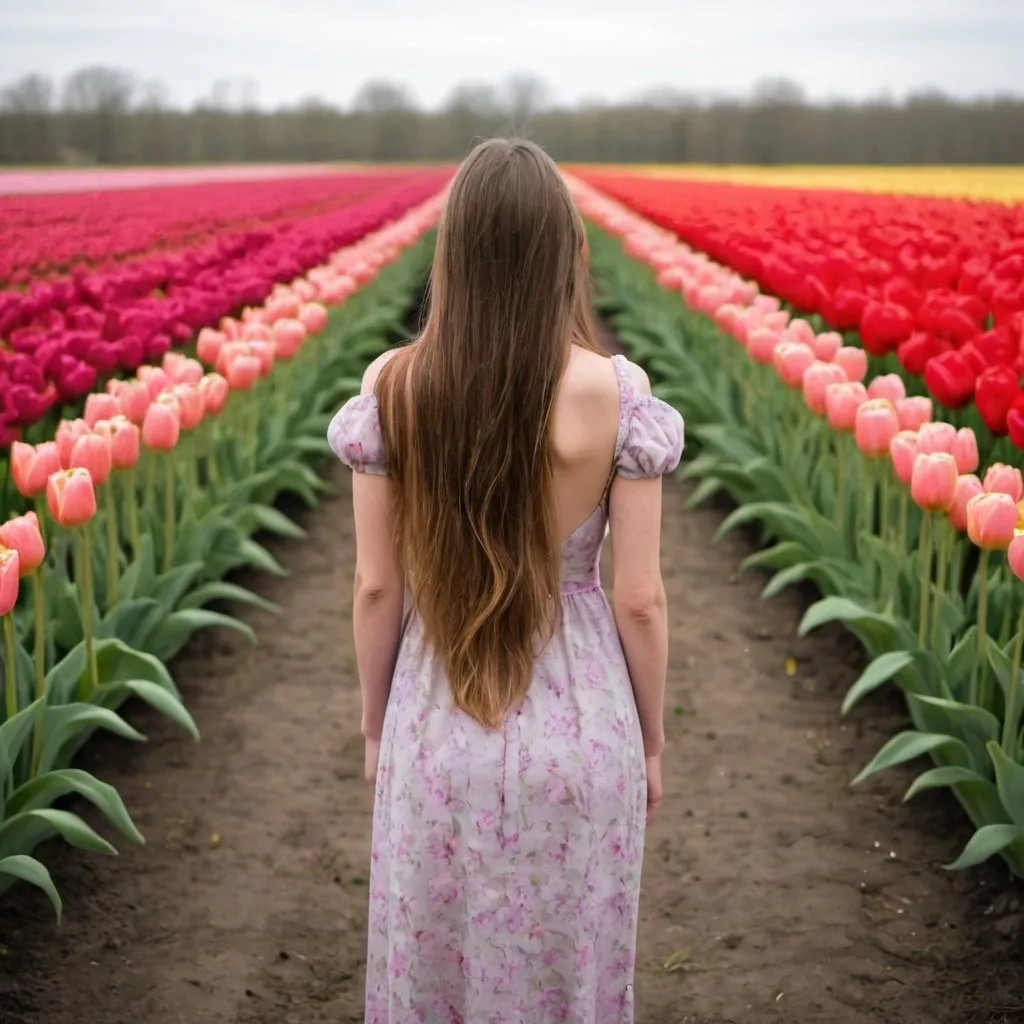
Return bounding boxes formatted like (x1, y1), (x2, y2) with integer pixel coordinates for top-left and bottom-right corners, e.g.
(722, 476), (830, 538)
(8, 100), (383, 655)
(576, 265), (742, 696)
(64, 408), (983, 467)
(825, 381), (868, 433)
(895, 396), (933, 432)
(834, 347), (868, 383)
(951, 428), (979, 475)
(967, 492), (1019, 550)
(0, 545), (20, 616)
(0, 512), (45, 576)
(867, 373), (906, 406)
(803, 361), (847, 416)
(1008, 534), (1024, 581)
(55, 418), (91, 469)
(916, 421), (957, 455)
(46, 468), (98, 528)
(95, 416), (141, 471)
(854, 399), (900, 459)
(84, 392), (121, 428)
(142, 401), (181, 452)
(69, 432), (112, 487)
(910, 452), (958, 512)
(10, 441), (61, 498)
(949, 474), (984, 532)
(198, 373), (229, 417)
(983, 462), (1024, 503)
(889, 431), (919, 486)
(773, 341), (815, 389)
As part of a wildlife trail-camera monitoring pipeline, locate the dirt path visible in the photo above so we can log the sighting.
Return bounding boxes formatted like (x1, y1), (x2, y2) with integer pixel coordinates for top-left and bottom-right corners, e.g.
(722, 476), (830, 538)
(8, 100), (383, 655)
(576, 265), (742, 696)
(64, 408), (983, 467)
(0, 472), (1021, 1023)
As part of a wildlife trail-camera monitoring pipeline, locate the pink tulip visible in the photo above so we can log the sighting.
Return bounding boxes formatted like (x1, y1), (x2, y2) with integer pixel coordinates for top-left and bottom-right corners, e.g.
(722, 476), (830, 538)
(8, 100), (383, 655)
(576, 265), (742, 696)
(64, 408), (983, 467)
(773, 341), (815, 388)
(138, 366), (171, 400)
(752, 294), (781, 313)
(69, 433), (112, 487)
(298, 302), (328, 336)
(916, 421), (957, 455)
(785, 318), (815, 346)
(84, 392), (121, 428)
(966, 492), (1019, 550)
(834, 346), (868, 383)
(825, 381), (868, 433)
(242, 322), (272, 343)
(895, 396), (933, 432)
(215, 341), (249, 377)
(219, 317), (242, 341)
(951, 428), (980, 475)
(803, 361), (847, 416)
(55, 418), (91, 469)
(197, 327), (226, 365)
(1008, 534), (1024, 581)
(0, 546), (20, 616)
(198, 373), (229, 416)
(46, 468), (97, 528)
(115, 379), (152, 425)
(910, 452), (958, 513)
(265, 294), (301, 322)
(854, 399), (900, 458)
(10, 441), (61, 498)
(226, 354), (261, 391)
(272, 318), (307, 360)
(983, 463), (1024, 502)
(142, 401), (181, 452)
(890, 431), (919, 485)
(763, 310), (790, 331)
(0, 512), (45, 576)
(949, 474), (984, 532)
(867, 373), (906, 405)
(95, 416), (140, 471)
(164, 353), (204, 386)
(810, 331), (843, 362)
(172, 384), (205, 431)
(248, 340), (275, 377)
(747, 327), (781, 365)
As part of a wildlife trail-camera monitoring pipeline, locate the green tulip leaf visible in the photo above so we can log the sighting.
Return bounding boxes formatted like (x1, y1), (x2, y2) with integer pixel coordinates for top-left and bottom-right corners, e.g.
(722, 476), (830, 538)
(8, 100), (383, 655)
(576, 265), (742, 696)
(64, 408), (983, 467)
(0, 807), (118, 859)
(987, 741), (1024, 831)
(36, 704), (146, 775)
(842, 651), (917, 716)
(945, 824), (1024, 872)
(903, 765), (989, 803)
(851, 731), (971, 787)
(147, 609), (257, 663)
(0, 855), (62, 920)
(178, 581), (279, 616)
(682, 477), (723, 510)
(93, 680), (199, 743)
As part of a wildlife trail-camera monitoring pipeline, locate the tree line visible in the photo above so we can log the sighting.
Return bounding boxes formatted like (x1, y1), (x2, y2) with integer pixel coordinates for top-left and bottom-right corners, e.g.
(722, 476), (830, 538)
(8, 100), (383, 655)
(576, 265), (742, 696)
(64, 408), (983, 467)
(1, 67), (1022, 166)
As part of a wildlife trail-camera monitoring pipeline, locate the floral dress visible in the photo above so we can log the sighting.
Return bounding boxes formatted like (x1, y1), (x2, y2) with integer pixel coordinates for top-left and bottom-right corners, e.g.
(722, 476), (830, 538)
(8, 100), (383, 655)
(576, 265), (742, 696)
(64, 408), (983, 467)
(328, 353), (684, 1023)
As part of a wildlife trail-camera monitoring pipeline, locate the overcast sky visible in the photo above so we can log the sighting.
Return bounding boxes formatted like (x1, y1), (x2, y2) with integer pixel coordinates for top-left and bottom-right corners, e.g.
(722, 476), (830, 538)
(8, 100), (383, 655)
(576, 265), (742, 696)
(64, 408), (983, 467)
(3, 0), (1022, 110)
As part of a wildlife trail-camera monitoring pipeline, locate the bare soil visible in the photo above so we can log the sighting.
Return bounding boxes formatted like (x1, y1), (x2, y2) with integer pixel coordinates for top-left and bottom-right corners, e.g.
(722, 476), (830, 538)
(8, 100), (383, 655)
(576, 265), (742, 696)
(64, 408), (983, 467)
(0, 455), (1022, 1024)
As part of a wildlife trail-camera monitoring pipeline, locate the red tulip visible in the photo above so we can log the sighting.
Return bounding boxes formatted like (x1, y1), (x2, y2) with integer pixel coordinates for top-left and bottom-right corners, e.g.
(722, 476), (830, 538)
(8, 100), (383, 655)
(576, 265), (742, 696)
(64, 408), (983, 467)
(924, 350), (976, 410)
(974, 365), (1021, 436)
(860, 301), (915, 355)
(0, 512), (45, 576)
(46, 468), (97, 528)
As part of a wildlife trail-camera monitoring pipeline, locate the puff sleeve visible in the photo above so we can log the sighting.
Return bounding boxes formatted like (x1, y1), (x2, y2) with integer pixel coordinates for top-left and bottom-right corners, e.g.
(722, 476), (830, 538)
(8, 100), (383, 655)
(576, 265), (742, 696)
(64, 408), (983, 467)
(327, 394), (388, 475)
(614, 366), (685, 480)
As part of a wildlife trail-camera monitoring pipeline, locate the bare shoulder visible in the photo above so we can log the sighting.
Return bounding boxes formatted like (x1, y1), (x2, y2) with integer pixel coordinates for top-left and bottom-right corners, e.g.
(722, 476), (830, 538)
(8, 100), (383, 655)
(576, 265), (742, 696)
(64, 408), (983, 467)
(360, 347), (402, 395)
(563, 345), (619, 401)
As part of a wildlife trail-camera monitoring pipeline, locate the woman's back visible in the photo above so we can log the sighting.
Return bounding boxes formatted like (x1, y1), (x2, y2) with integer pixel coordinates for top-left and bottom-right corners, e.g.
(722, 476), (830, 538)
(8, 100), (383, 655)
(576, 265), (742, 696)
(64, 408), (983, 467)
(328, 138), (682, 1023)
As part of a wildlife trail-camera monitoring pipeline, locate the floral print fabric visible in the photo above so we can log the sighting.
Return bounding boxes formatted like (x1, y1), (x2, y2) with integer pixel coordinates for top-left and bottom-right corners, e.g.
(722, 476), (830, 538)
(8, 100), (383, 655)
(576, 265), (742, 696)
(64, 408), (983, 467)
(329, 354), (684, 1023)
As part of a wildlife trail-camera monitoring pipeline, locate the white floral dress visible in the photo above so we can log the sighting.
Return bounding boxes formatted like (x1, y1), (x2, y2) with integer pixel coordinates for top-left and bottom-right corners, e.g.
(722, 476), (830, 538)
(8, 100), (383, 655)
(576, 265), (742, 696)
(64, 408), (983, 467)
(329, 354), (684, 1023)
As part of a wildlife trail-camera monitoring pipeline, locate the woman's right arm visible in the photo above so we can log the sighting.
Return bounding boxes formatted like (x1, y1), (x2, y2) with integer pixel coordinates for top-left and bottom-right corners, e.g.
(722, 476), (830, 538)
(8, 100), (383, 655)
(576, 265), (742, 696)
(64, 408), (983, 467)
(609, 472), (669, 759)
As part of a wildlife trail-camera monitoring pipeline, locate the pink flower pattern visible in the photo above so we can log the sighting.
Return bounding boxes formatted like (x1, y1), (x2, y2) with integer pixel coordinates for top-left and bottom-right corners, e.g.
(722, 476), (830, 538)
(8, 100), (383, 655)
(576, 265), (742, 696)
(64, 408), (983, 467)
(329, 354), (684, 1023)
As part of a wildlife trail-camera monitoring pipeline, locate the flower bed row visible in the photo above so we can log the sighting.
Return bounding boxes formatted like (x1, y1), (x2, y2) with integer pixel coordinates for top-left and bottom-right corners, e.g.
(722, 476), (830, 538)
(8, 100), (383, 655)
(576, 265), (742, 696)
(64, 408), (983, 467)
(0, 172), (450, 447)
(575, 171), (1024, 445)
(0, 194), (444, 918)
(571, 176), (1024, 876)
(0, 170), (418, 284)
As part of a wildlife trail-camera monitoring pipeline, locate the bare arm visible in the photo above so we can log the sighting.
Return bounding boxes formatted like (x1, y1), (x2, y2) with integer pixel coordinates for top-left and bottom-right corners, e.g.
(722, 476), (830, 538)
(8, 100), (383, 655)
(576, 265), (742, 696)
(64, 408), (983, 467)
(609, 474), (669, 757)
(351, 354), (404, 741)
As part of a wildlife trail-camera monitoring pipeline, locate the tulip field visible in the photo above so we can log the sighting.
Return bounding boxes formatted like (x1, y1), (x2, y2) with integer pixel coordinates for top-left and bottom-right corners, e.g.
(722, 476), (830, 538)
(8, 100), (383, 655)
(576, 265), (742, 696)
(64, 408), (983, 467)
(1, 159), (1024, 1020)
(569, 168), (1024, 879)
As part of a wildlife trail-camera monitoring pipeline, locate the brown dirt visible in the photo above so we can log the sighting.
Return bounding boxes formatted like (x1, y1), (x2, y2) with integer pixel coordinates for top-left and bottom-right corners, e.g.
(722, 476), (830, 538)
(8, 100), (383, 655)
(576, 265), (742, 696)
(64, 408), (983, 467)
(0, 475), (1023, 1023)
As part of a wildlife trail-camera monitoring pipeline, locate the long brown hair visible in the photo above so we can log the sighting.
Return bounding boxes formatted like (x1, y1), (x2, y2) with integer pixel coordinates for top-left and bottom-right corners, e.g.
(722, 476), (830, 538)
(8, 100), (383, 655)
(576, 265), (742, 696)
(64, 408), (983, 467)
(376, 138), (603, 729)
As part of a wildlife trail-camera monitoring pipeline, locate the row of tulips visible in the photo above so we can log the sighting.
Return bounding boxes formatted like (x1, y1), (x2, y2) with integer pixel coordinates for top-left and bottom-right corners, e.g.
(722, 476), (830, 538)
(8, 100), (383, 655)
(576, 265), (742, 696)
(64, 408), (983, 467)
(0, 171), (417, 285)
(576, 171), (1024, 449)
(0, 172), (450, 445)
(0, 194), (444, 919)
(571, 176), (1024, 876)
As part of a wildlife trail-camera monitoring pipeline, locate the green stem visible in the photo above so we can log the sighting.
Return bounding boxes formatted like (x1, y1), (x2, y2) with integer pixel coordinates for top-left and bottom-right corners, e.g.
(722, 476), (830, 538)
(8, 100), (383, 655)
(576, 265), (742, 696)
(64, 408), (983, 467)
(971, 549), (991, 708)
(931, 521), (952, 648)
(3, 614), (17, 722)
(77, 525), (98, 700)
(162, 453), (176, 575)
(103, 483), (119, 612)
(897, 488), (909, 553)
(879, 466), (892, 546)
(917, 512), (933, 648)
(30, 568), (47, 775)
(125, 467), (140, 557)
(835, 438), (847, 545)
(144, 451), (156, 514)
(1003, 606), (1024, 758)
